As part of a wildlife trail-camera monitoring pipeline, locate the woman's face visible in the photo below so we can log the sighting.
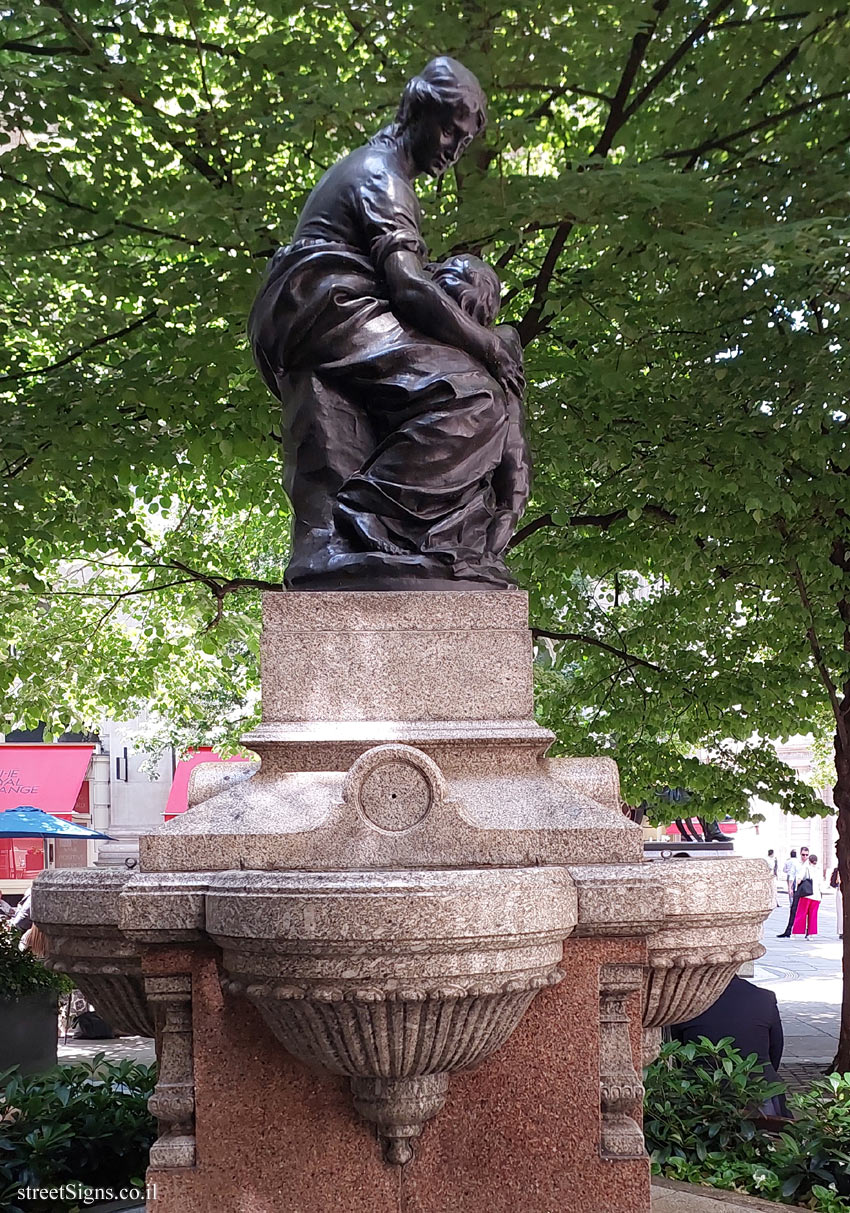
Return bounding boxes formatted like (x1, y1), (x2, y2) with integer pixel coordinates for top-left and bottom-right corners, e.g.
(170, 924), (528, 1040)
(410, 106), (480, 176)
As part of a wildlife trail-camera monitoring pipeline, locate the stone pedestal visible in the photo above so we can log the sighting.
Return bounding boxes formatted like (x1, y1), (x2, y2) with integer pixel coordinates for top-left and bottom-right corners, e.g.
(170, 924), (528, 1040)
(32, 592), (774, 1213)
(143, 939), (649, 1213)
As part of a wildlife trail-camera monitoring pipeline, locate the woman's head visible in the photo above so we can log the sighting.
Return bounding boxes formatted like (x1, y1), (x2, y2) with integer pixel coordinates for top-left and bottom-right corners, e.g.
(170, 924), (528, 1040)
(431, 254), (501, 326)
(397, 57), (487, 176)
(809, 853), (818, 866)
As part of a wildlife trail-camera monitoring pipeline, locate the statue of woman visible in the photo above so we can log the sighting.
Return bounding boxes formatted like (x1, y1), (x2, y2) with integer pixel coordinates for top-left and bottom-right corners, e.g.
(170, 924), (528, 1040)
(248, 57), (528, 590)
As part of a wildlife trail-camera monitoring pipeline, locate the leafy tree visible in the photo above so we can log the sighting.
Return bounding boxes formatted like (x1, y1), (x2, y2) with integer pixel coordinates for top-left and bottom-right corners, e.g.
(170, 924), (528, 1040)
(1, 2), (849, 1063)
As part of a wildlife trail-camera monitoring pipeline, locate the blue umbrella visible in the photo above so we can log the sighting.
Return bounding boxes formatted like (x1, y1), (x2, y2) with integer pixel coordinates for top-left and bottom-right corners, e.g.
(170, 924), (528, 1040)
(0, 806), (111, 840)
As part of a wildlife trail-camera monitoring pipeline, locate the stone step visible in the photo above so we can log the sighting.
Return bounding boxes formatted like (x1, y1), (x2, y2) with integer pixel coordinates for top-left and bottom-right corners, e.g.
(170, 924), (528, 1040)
(652, 1178), (809, 1211)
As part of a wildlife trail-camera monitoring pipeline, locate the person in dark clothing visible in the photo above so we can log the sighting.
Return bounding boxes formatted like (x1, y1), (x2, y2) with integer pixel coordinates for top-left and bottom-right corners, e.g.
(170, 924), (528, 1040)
(778, 845), (810, 937)
(671, 976), (788, 1116)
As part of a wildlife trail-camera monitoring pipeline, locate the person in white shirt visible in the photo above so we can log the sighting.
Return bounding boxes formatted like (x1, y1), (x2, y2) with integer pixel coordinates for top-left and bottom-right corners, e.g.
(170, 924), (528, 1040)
(791, 854), (823, 938)
(782, 851), (797, 899)
(793, 846), (810, 887)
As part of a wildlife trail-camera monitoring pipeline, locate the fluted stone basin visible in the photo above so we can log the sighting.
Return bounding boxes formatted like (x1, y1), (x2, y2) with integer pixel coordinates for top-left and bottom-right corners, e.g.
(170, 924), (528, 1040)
(32, 868), (155, 1037)
(566, 857), (773, 1063)
(31, 852), (773, 1167)
(206, 866), (577, 1162)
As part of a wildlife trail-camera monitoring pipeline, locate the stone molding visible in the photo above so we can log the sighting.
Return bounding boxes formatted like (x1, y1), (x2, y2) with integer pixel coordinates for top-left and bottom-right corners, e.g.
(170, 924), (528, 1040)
(32, 869), (154, 1037)
(599, 963), (646, 1160)
(146, 973), (196, 1169)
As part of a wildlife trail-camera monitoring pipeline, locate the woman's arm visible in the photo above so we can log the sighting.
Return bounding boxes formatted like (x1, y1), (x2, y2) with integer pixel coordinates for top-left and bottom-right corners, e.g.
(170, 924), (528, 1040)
(384, 250), (522, 399)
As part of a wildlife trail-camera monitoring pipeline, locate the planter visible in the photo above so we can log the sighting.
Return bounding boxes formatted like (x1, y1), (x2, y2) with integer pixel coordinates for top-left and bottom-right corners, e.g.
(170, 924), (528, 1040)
(0, 990), (58, 1075)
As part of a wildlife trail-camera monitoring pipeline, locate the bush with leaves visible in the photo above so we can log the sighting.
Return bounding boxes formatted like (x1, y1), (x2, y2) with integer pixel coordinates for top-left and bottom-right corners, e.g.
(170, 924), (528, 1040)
(775, 1074), (850, 1203)
(645, 1039), (850, 1211)
(0, 1056), (157, 1213)
(0, 924), (68, 1001)
(644, 1036), (783, 1167)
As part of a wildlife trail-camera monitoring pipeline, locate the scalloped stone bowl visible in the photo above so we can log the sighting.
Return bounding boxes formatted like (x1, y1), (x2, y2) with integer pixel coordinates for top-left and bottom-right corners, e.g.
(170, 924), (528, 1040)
(207, 866), (577, 1162)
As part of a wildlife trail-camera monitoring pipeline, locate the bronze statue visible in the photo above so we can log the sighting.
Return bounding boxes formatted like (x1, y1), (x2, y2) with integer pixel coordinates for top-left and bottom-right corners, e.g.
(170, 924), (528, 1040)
(249, 57), (529, 590)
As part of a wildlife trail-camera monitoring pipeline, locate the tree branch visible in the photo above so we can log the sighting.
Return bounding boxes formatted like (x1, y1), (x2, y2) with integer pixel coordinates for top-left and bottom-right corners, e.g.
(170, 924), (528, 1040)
(0, 170), (243, 250)
(44, 1), (231, 188)
(663, 88), (850, 161)
(0, 310), (158, 383)
(622, 0), (736, 121)
(517, 0), (669, 345)
(0, 38), (85, 55)
(531, 627), (666, 675)
(595, 0), (672, 156)
(501, 80), (614, 104)
(94, 24), (242, 57)
(509, 503), (677, 549)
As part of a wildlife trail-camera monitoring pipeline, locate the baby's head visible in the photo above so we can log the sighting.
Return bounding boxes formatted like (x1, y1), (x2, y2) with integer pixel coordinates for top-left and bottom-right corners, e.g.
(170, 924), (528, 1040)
(430, 254), (501, 326)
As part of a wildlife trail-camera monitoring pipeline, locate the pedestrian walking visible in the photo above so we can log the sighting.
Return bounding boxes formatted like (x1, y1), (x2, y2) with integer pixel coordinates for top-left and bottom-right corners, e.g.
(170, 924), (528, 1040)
(791, 854), (823, 939)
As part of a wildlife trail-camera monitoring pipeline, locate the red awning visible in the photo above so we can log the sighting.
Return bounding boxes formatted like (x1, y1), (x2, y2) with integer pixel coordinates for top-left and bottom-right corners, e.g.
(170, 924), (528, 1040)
(0, 744), (94, 821)
(164, 748), (249, 820)
(665, 818), (738, 836)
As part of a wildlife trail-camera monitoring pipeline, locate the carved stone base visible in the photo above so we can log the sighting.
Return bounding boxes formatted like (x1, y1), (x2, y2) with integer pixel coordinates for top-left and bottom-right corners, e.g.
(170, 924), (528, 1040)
(149, 1134), (196, 1169)
(351, 1074), (449, 1165)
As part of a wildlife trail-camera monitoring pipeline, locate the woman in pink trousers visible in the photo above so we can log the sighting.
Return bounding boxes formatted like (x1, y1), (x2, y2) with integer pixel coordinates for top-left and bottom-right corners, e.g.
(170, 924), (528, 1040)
(792, 854), (823, 939)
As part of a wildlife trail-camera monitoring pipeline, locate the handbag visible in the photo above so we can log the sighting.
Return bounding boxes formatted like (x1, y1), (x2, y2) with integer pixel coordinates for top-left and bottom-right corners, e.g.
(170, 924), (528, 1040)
(796, 876), (813, 898)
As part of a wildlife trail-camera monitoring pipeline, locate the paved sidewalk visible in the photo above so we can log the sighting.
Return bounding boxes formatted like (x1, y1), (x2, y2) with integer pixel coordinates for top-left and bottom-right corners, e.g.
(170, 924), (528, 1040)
(57, 1034), (156, 1067)
(754, 897), (842, 1072)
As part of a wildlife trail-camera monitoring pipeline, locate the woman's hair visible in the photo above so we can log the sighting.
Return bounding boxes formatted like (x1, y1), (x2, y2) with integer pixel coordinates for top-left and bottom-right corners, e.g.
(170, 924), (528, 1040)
(809, 853), (818, 864)
(430, 254), (501, 326)
(396, 57), (487, 135)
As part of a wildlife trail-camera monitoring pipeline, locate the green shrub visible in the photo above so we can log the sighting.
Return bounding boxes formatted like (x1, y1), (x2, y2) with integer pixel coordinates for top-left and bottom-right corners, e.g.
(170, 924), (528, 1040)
(661, 1154), (783, 1200)
(0, 1056), (157, 1213)
(644, 1036), (783, 1166)
(0, 926), (69, 1000)
(776, 1074), (850, 1203)
(645, 1039), (850, 1212)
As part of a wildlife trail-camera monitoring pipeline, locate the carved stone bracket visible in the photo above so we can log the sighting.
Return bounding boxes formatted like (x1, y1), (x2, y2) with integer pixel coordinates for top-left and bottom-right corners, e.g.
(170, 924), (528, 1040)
(224, 966), (563, 1165)
(146, 974), (196, 1169)
(641, 1026), (663, 1069)
(32, 869), (155, 1037)
(643, 943), (764, 1029)
(599, 963), (645, 1161)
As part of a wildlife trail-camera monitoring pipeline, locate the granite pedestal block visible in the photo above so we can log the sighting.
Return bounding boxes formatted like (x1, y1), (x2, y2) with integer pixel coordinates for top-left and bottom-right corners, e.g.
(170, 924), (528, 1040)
(31, 592), (773, 1213)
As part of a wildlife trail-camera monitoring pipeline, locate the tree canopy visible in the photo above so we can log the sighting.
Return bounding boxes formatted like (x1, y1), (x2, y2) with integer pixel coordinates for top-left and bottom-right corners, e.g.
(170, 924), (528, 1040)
(2, 5), (848, 828)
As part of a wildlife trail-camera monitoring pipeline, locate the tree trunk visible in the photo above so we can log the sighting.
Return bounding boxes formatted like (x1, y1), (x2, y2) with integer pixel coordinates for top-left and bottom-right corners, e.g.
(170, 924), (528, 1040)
(830, 698), (850, 1073)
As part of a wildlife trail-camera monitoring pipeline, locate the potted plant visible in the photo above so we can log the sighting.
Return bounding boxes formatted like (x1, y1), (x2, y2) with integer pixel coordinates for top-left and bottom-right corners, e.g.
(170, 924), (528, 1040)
(0, 924), (67, 1075)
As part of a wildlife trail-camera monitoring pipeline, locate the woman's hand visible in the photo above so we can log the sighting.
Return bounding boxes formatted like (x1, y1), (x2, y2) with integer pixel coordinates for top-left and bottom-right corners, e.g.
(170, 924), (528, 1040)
(485, 332), (525, 401)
